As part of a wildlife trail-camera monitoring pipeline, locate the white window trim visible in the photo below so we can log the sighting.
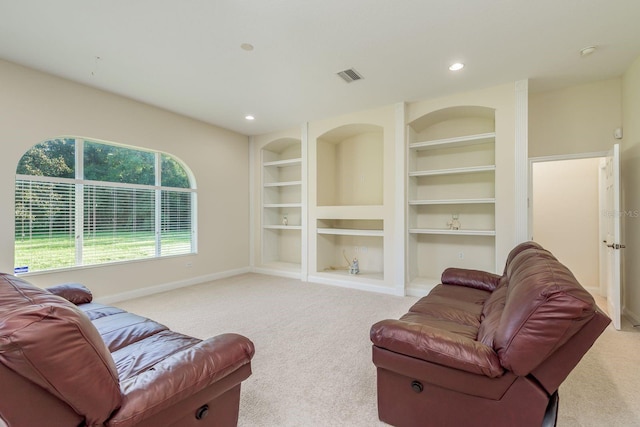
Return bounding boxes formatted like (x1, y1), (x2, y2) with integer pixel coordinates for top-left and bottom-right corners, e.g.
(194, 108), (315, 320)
(15, 138), (197, 274)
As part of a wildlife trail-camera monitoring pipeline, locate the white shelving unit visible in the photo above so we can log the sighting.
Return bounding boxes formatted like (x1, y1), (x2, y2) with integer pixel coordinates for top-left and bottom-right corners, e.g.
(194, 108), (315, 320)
(315, 218), (384, 281)
(407, 107), (497, 293)
(260, 138), (303, 274)
(310, 122), (388, 286)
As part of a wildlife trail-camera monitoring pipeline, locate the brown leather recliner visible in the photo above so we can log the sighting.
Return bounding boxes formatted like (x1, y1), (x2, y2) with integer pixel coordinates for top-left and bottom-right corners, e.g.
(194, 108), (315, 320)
(0, 273), (255, 427)
(370, 242), (611, 427)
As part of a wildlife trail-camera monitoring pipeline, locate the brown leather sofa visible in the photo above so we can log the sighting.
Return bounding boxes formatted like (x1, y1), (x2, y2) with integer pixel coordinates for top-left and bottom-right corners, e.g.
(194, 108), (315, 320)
(370, 241), (611, 427)
(0, 273), (255, 427)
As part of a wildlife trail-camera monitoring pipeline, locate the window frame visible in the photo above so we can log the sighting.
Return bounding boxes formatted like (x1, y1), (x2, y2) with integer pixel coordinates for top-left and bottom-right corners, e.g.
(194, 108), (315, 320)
(15, 137), (197, 274)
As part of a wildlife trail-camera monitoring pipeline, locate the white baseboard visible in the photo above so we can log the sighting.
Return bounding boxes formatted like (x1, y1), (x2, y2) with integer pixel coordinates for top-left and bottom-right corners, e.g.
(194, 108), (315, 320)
(96, 267), (251, 304)
(307, 274), (405, 297)
(405, 286), (434, 298)
(623, 306), (640, 325)
(250, 266), (302, 280)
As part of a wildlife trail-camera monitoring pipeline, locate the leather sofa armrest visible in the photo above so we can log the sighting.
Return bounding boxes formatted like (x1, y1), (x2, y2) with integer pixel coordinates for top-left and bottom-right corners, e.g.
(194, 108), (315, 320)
(46, 283), (93, 304)
(370, 319), (503, 378)
(441, 268), (502, 292)
(108, 333), (255, 427)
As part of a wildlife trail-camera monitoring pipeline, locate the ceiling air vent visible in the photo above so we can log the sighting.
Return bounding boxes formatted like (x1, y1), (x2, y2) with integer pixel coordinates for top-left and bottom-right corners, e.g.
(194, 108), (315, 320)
(337, 68), (363, 83)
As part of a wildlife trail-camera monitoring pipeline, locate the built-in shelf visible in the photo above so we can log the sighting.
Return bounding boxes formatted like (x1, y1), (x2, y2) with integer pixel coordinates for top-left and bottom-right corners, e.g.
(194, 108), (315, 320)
(407, 107), (497, 295)
(408, 198), (496, 205)
(264, 225), (302, 230)
(264, 203), (302, 208)
(409, 132), (496, 151)
(264, 181), (302, 187)
(260, 138), (303, 275)
(408, 228), (496, 236)
(409, 165), (495, 177)
(263, 158), (302, 168)
(317, 228), (384, 237)
(315, 218), (384, 280)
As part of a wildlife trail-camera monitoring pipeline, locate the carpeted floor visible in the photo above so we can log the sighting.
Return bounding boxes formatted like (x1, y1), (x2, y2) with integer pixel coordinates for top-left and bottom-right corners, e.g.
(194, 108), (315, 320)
(115, 273), (640, 426)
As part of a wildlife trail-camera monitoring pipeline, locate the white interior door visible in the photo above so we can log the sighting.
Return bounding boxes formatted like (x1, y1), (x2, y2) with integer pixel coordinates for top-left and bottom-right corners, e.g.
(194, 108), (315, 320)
(604, 143), (622, 330)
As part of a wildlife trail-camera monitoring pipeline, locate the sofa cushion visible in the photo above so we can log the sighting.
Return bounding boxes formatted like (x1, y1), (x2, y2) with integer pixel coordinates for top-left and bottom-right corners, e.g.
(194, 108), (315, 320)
(91, 310), (169, 352)
(0, 274), (122, 425)
(502, 241), (544, 274)
(408, 284), (490, 330)
(477, 285), (507, 347)
(370, 318), (503, 377)
(441, 267), (501, 292)
(399, 312), (480, 340)
(46, 282), (93, 304)
(79, 302), (127, 320)
(493, 248), (597, 376)
(112, 330), (201, 382)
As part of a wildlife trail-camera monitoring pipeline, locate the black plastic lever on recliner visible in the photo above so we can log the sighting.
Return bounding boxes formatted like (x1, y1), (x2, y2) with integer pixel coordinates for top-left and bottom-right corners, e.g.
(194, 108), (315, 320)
(195, 404), (209, 420)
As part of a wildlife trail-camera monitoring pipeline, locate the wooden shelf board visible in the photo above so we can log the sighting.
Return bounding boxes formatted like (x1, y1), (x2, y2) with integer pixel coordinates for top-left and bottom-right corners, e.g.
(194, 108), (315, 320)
(408, 228), (496, 236)
(409, 165), (495, 177)
(409, 198), (496, 205)
(263, 203), (302, 208)
(263, 225), (302, 230)
(409, 132), (495, 151)
(317, 228), (383, 237)
(264, 180), (302, 188)
(263, 158), (302, 167)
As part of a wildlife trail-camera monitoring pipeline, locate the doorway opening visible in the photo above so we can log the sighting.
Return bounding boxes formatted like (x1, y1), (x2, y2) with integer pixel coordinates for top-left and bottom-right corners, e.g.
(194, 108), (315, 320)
(529, 153), (607, 298)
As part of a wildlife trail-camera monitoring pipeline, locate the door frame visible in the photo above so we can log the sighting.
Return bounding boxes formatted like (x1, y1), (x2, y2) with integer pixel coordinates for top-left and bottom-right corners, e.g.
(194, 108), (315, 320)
(528, 151), (608, 296)
(528, 151), (608, 240)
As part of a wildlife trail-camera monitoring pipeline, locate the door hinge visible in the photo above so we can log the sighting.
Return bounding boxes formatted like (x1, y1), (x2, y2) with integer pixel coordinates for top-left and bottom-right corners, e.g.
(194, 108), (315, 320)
(606, 243), (626, 249)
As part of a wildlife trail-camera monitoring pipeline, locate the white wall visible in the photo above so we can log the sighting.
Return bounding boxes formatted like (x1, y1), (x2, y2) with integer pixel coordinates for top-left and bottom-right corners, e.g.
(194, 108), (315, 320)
(0, 59), (250, 300)
(622, 55), (640, 323)
(529, 78), (622, 158)
(532, 158), (602, 289)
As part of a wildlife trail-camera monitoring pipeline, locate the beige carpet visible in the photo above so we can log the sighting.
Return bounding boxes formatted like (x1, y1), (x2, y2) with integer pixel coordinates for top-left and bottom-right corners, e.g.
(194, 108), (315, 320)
(115, 273), (640, 426)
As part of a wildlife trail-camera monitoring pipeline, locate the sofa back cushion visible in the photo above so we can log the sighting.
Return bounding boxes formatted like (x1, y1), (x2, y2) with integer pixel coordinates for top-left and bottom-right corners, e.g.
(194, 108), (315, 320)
(0, 274), (122, 425)
(502, 241), (543, 274)
(477, 283), (507, 347)
(493, 248), (597, 376)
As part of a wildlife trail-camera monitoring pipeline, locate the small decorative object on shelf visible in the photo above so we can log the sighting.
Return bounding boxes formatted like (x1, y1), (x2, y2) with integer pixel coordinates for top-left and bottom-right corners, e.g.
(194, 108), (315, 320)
(282, 214), (288, 226)
(447, 214), (461, 230)
(349, 258), (360, 275)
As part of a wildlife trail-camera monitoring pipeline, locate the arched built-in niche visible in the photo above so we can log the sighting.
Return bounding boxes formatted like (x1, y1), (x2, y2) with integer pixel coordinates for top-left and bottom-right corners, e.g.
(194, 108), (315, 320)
(316, 123), (383, 206)
(406, 106), (497, 291)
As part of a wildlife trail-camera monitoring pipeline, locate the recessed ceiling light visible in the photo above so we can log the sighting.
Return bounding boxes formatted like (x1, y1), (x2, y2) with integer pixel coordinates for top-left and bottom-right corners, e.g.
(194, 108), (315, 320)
(449, 62), (464, 71)
(240, 43), (254, 51)
(580, 46), (597, 57)
(245, 115), (255, 121)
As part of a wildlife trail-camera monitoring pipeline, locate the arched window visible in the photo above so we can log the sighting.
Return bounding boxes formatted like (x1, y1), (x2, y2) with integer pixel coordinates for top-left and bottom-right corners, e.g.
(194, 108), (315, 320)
(15, 137), (197, 274)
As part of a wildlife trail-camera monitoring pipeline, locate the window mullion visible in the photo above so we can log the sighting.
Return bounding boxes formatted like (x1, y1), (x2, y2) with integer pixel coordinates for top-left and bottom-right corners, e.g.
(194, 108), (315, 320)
(155, 153), (161, 256)
(75, 138), (84, 266)
(191, 192), (197, 253)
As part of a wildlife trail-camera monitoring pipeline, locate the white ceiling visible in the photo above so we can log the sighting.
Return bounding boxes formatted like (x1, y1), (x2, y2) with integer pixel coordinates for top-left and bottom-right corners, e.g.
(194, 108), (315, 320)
(1, 1), (640, 136)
